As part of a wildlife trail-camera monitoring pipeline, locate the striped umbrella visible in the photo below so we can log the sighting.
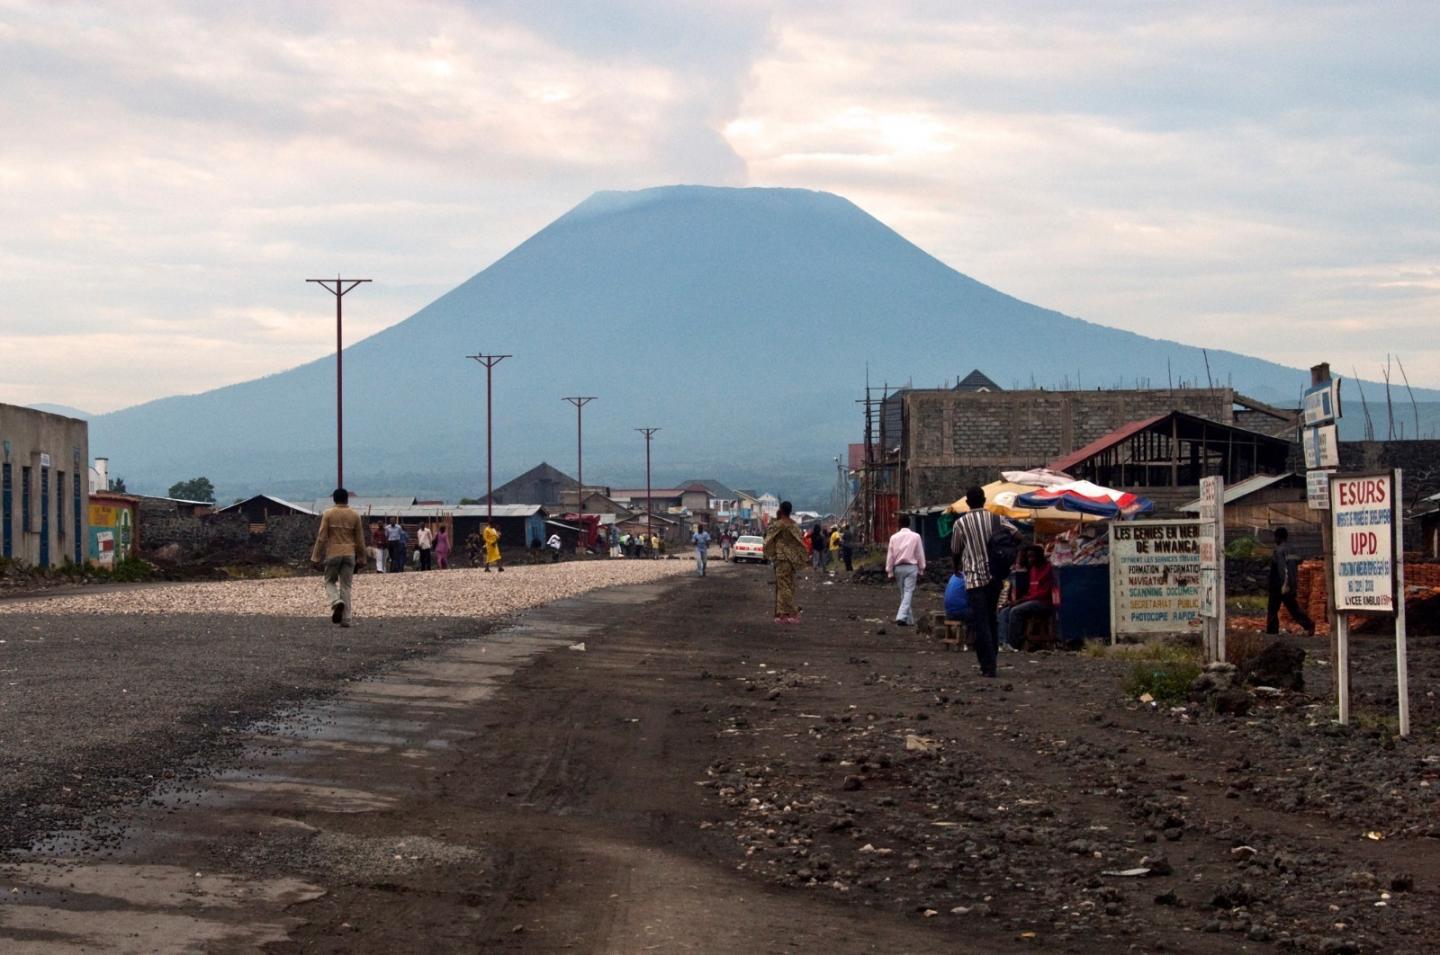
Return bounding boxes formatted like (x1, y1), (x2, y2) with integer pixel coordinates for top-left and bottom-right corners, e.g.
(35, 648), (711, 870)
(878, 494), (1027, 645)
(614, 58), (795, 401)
(1014, 480), (1154, 518)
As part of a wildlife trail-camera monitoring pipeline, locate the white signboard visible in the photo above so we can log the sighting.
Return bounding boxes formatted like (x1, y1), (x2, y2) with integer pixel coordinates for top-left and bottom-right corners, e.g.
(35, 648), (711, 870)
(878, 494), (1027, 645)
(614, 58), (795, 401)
(1109, 521), (1203, 637)
(1303, 379), (1341, 426)
(1329, 472), (1395, 613)
(1306, 468), (1333, 510)
(1302, 424), (1339, 469)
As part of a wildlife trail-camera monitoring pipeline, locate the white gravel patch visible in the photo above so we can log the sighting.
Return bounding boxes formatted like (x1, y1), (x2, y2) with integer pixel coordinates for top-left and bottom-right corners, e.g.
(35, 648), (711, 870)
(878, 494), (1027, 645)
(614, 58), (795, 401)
(0, 561), (694, 619)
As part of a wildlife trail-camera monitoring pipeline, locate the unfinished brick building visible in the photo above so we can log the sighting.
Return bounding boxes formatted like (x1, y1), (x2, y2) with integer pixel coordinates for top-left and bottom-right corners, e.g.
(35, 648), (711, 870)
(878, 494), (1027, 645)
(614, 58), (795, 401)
(894, 383), (1296, 509)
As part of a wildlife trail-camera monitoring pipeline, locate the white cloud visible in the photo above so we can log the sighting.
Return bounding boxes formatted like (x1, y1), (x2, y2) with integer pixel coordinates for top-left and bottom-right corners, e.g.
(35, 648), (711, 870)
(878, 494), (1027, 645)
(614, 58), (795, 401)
(722, 1), (1440, 381)
(1, 0), (1437, 412)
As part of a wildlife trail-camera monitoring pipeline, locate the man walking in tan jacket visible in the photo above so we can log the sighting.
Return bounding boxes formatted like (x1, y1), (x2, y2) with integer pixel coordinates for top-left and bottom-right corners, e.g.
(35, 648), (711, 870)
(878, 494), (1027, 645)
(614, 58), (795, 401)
(311, 488), (369, 626)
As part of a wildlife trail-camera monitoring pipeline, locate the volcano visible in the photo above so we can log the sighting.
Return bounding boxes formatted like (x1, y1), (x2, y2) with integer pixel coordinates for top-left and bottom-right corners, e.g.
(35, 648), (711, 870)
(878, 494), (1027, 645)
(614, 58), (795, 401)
(88, 185), (1397, 504)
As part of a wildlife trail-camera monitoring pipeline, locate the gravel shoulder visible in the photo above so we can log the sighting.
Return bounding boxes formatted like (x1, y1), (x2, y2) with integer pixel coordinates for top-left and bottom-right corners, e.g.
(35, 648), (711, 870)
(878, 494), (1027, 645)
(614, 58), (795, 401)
(0, 560), (691, 852)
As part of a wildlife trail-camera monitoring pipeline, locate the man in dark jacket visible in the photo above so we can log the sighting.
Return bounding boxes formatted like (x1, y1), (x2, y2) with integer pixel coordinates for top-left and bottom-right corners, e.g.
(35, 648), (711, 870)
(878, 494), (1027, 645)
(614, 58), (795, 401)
(1266, 526), (1314, 635)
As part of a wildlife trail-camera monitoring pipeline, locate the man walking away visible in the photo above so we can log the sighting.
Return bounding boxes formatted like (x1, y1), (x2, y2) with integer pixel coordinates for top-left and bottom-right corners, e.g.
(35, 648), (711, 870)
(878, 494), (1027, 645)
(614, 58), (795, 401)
(841, 523), (855, 572)
(417, 524), (434, 571)
(1266, 526), (1314, 635)
(546, 532), (563, 562)
(312, 488), (368, 627)
(763, 501), (808, 623)
(693, 524), (711, 576)
(885, 516), (926, 626)
(951, 486), (1021, 677)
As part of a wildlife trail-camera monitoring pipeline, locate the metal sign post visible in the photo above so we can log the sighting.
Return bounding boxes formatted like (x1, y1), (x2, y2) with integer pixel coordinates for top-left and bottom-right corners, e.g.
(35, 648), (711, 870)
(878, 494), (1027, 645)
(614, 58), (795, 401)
(1306, 363), (1341, 702)
(1395, 469), (1410, 737)
(1328, 469), (1408, 735)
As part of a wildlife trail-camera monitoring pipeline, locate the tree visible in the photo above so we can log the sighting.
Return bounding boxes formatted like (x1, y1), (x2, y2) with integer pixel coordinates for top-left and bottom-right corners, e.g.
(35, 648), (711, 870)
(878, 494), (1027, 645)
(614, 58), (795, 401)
(167, 476), (216, 502)
(110, 477), (127, 493)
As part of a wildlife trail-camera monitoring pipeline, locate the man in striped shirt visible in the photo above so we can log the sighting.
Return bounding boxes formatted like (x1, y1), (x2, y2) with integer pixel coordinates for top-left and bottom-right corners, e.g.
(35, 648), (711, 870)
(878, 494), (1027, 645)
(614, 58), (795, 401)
(951, 486), (1021, 678)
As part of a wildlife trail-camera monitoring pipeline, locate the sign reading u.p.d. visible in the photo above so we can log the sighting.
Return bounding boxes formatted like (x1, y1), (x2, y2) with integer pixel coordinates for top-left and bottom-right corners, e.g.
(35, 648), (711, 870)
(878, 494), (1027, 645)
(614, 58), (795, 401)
(1303, 424), (1339, 469)
(1329, 472), (1396, 613)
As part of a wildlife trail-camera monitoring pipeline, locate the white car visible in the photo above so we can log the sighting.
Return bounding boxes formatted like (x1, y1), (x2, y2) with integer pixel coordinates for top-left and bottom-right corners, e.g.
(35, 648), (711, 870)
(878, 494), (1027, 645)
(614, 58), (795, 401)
(731, 535), (767, 563)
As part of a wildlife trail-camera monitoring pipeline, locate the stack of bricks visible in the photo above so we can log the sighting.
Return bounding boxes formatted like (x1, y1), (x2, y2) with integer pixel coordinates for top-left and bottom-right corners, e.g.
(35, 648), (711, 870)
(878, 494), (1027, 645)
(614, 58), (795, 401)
(1294, 558), (1440, 629)
(1297, 559), (1326, 626)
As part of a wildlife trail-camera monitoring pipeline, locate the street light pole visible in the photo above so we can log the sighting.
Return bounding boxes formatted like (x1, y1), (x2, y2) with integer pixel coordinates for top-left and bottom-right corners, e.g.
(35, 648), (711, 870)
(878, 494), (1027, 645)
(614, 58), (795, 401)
(306, 276), (371, 488)
(467, 353), (511, 524)
(562, 397), (597, 515)
(636, 428), (659, 540)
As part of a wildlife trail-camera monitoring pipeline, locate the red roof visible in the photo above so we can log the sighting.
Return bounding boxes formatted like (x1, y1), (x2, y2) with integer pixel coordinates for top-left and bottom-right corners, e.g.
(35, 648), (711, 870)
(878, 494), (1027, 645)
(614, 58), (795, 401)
(1048, 414), (1168, 472)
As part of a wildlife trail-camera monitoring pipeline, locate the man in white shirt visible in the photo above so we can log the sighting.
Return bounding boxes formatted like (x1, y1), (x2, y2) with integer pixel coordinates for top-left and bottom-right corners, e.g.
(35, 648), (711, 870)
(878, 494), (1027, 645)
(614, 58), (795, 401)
(885, 516), (927, 626)
(417, 525), (434, 571)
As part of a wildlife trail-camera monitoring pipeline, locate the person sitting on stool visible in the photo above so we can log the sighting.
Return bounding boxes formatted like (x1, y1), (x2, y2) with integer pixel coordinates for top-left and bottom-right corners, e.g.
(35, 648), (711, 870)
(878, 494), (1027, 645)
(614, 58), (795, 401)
(999, 545), (1055, 650)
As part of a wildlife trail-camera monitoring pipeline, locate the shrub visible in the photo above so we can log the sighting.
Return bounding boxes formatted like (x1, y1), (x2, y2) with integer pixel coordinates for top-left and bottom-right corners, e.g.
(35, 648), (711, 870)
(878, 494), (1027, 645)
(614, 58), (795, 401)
(1225, 536), (1261, 560)
(1117, 642), (1204, 702)
(106, 557), (157, 582)
(1125, 659), (1203, 703)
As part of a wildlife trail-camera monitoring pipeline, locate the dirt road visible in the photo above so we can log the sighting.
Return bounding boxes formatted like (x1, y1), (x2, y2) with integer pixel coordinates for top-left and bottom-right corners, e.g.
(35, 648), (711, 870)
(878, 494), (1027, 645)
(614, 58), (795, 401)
(2, 562), (1437, 953)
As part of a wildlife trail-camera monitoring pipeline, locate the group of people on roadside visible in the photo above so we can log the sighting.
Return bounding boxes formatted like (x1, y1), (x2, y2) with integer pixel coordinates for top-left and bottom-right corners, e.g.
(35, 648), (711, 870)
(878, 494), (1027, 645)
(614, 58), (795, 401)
(618, 531), (663, 558)
(367, 519), (452, 573)
(806, 522), (855, 574)
(886, 485), (1058, 678)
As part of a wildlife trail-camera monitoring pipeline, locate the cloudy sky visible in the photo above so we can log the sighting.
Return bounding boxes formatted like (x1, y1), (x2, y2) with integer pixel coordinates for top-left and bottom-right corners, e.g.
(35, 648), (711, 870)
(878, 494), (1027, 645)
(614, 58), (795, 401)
(3, 0), (1437, 413)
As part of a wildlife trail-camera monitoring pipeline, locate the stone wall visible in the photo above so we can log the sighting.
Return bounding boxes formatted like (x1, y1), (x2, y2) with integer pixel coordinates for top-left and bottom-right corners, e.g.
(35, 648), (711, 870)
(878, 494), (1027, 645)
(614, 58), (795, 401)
(137, 503), (319, 566)
(902, 387), (1236, 506)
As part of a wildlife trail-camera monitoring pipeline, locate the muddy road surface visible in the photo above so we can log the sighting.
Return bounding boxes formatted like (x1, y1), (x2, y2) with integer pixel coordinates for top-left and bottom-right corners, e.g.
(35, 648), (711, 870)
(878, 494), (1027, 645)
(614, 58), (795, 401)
(2, 562), (1437, 953)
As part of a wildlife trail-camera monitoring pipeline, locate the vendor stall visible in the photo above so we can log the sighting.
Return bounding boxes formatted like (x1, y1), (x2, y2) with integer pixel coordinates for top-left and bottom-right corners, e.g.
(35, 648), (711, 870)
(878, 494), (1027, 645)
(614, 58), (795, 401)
(941, 476), (1157, 645)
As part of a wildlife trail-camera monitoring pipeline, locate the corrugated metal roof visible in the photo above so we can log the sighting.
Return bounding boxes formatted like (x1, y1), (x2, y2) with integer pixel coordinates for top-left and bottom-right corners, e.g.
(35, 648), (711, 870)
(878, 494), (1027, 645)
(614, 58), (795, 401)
(1178, 472), (1296, 512)
(1048, 415), (1169, 473)
(367, 504), (546, 519)
(218, 494), (317, 516)
(315, 496), (417, 513)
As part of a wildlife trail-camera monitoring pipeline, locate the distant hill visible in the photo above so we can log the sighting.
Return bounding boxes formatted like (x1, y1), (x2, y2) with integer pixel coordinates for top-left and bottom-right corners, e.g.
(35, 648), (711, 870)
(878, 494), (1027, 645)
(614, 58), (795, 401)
(87, 185), (1439, 505)
(23, 403), (92, 420)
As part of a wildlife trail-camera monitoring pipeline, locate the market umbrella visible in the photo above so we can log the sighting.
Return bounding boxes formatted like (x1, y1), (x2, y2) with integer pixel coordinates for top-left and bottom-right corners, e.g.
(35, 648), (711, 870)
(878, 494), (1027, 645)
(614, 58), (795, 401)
(946, 480), (1080, 523)
(1014, 480), (1154, 518)
(1001, 468), (1074, 488)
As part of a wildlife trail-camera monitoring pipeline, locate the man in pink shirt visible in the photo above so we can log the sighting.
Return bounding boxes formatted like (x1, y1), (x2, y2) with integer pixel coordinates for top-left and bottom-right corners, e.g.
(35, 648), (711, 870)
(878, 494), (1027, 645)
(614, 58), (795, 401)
(885, 516), (927, 626)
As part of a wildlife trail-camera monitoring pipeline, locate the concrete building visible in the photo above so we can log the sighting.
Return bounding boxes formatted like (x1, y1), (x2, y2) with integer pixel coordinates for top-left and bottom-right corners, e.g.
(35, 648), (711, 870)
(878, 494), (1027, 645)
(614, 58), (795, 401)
(0, 403), (89, 568)
(893, 384), (1297, 508)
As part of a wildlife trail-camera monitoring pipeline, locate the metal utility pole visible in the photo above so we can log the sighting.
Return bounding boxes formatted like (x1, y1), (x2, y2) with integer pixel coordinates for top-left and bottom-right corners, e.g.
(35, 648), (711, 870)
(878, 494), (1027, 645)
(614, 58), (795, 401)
(562, 397), (597, 515)
(306, 276), (371, 488)
(636, 428), (659, 537)
(467, 353), (511, 524)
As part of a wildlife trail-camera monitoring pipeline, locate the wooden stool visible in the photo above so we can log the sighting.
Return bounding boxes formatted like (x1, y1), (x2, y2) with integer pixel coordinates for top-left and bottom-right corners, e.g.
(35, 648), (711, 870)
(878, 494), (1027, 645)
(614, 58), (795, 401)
(942, 619), (969, 652)
(1022, 612), (1057, 651)
(918, 610), (946, 638)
